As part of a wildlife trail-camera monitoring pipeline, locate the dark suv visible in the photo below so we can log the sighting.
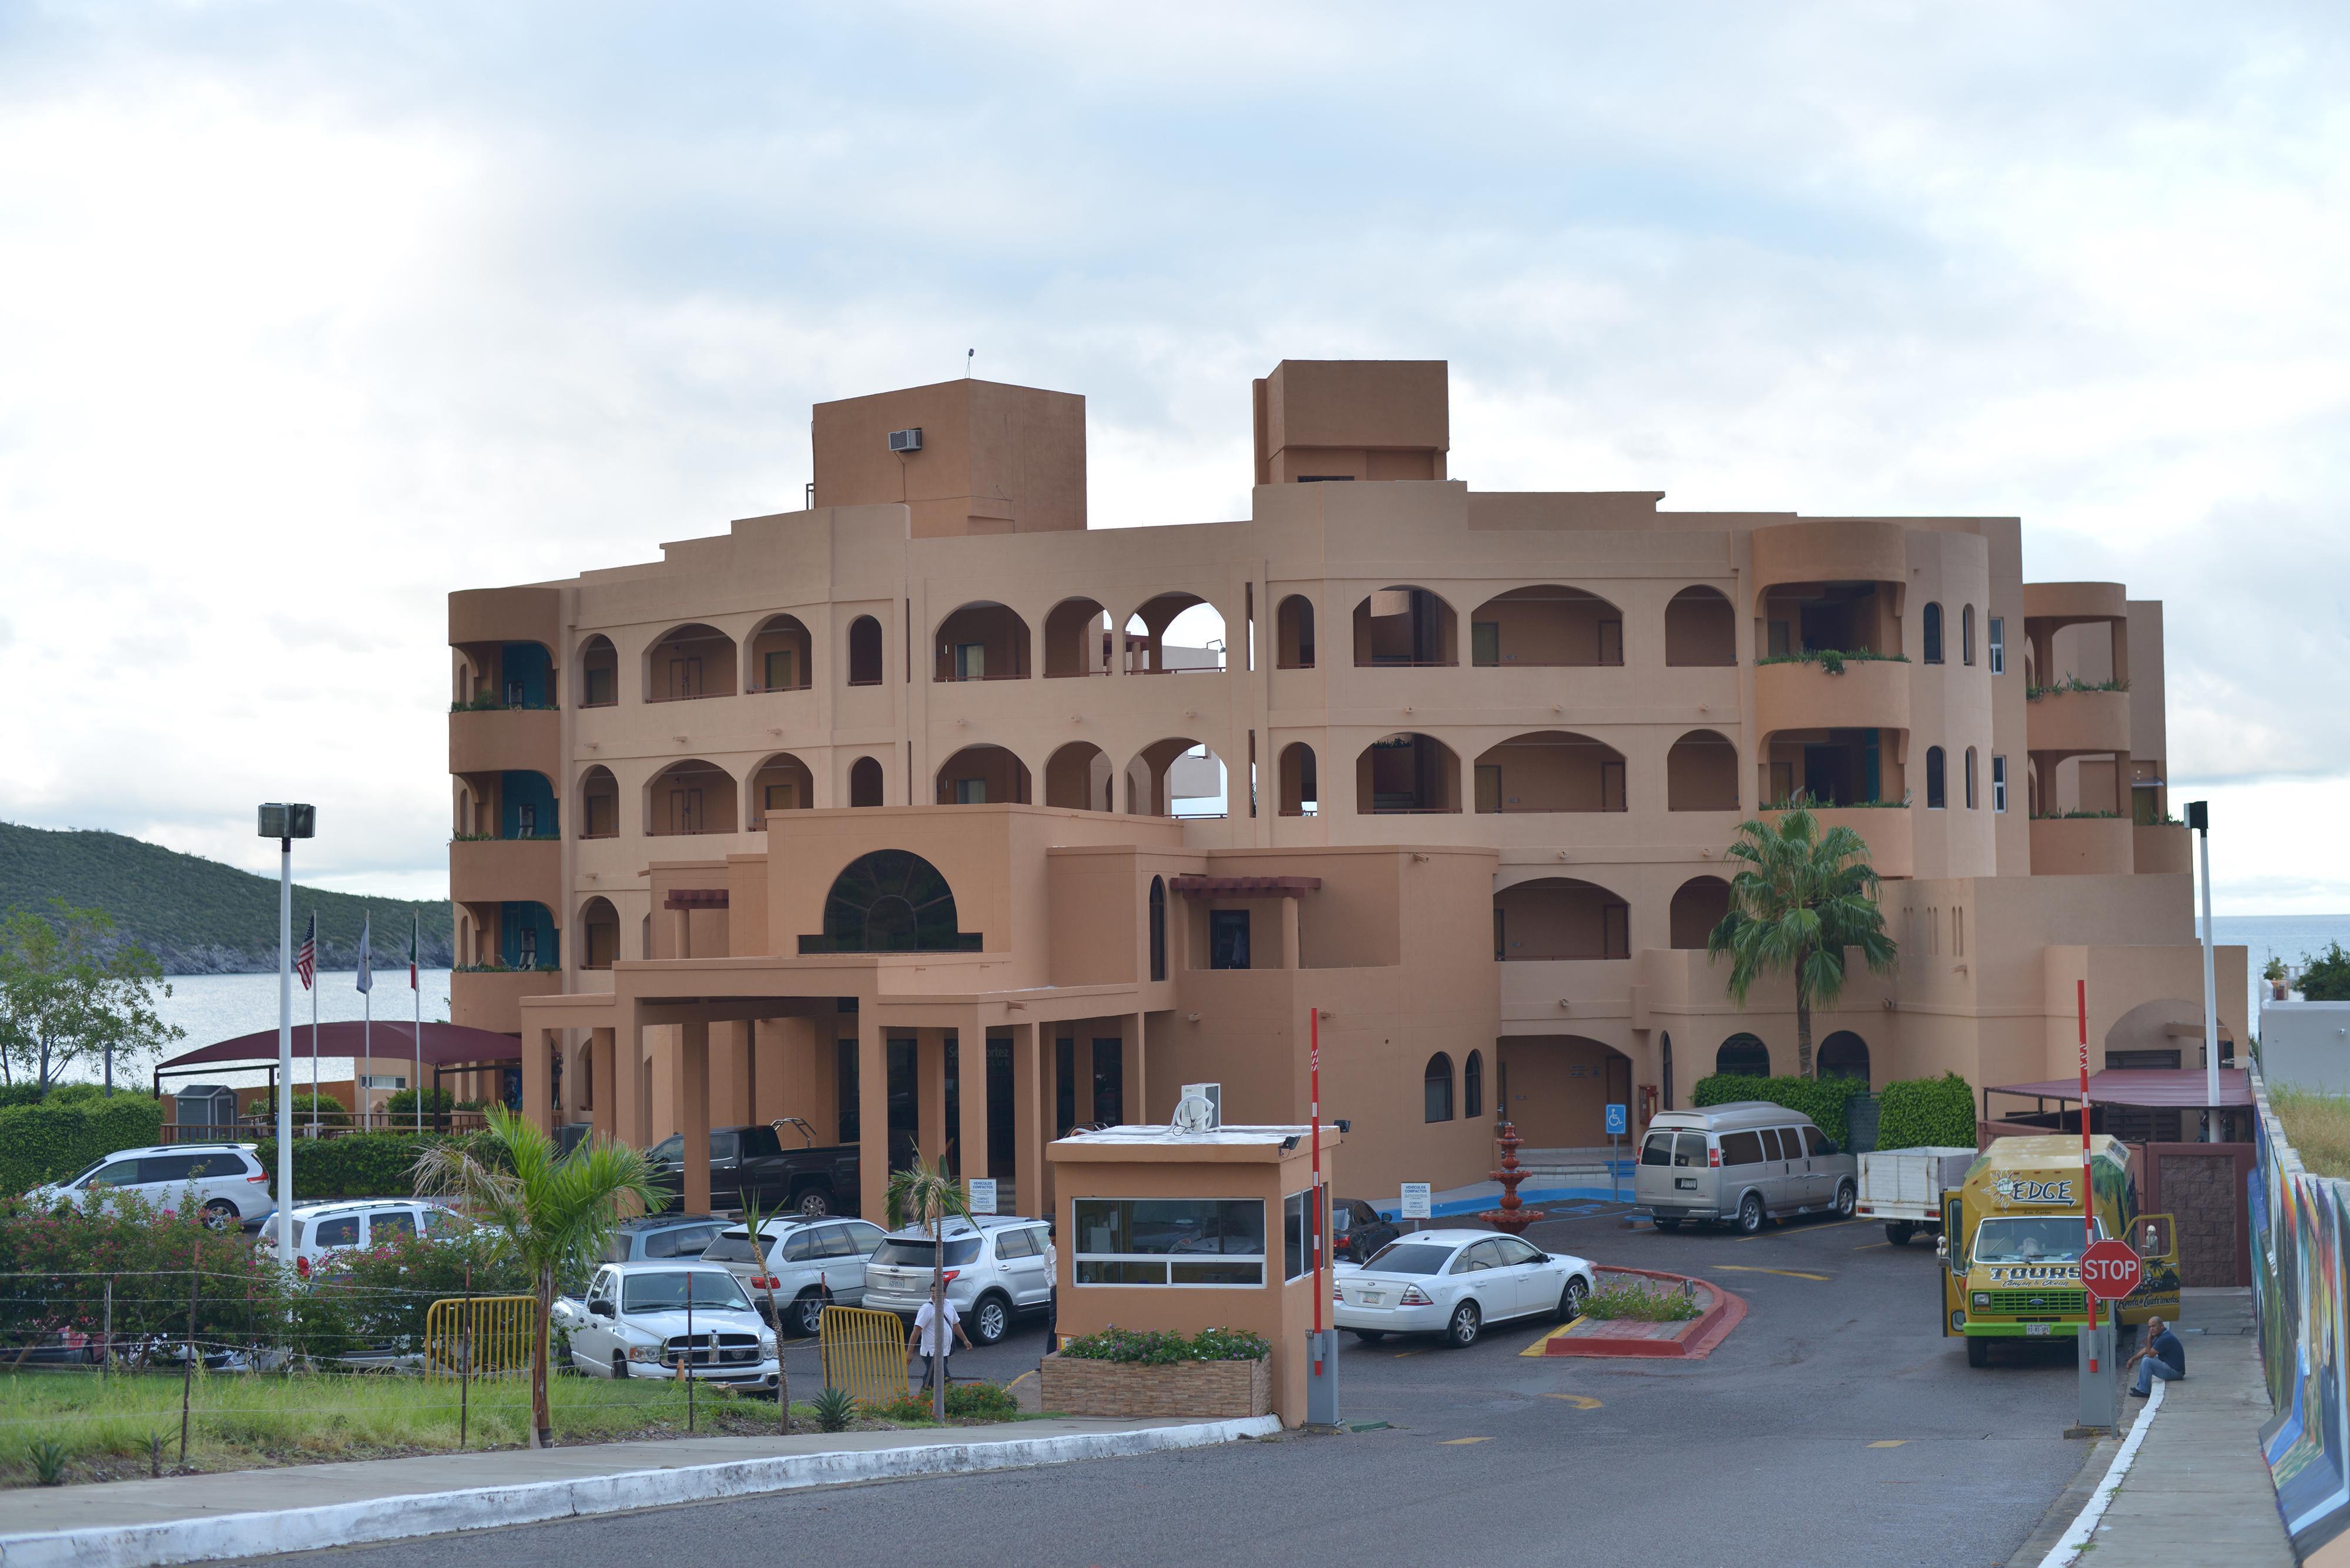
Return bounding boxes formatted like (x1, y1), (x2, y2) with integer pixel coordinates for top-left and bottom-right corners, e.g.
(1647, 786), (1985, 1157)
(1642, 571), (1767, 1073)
(1333, 1197), (1400, 1263)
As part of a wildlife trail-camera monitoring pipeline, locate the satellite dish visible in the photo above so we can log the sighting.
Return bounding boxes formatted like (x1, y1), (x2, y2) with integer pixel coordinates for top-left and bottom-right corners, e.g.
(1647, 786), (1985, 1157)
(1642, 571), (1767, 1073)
(1171, 1092), (1216, 1134)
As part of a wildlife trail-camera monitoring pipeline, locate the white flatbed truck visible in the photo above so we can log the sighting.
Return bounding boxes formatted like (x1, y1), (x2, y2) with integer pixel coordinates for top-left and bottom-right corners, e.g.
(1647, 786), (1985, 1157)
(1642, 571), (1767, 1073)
(1856, 1146), (1977, 1245)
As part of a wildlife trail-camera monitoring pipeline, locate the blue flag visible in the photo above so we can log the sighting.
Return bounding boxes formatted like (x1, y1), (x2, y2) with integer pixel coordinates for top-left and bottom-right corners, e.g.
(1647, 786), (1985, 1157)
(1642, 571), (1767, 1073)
(356, 910), (373, 995)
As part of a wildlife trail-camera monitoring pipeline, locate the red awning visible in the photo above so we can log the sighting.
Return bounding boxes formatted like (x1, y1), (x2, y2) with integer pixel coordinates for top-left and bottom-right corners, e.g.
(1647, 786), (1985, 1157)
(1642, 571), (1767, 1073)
(156, 1020), (523, 1072)
(1986, 1068), (2251, 1110)
(663, 889), (729, 909)
(1168, 875), (1323, 897)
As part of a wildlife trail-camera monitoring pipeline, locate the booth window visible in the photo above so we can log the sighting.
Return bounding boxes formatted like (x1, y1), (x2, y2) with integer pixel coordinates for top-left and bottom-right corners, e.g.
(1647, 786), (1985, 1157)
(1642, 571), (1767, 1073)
(1071, 1198), (1266, 1286)
(1283, 1189), (1322, 1281)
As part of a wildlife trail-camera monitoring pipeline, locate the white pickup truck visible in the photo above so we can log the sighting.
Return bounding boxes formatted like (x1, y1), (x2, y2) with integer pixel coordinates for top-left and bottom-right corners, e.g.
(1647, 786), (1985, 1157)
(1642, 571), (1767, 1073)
(1856, 1147), (1977, 1245)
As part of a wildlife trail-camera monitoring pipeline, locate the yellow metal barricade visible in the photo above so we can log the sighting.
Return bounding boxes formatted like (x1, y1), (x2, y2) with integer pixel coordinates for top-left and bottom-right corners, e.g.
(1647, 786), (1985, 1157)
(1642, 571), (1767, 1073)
(423, 1295), (538, 1379)
(818, 1304), (906, 1408)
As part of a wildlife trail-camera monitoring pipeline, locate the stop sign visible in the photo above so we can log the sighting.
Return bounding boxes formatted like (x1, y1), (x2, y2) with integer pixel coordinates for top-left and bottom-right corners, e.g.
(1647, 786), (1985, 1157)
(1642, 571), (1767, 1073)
(2081, 1239), (2143, 1302)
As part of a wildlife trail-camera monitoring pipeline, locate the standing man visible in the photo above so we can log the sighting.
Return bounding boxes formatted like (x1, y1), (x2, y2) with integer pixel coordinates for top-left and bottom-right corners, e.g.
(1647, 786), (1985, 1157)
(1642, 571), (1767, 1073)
(909, 1294), (973, 1392)
(2126, 1315), (2187, 1398)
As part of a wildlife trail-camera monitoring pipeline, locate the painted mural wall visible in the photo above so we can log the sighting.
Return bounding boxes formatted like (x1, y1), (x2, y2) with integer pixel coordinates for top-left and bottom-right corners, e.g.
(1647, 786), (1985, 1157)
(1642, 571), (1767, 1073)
(2253, 1069), (2350, 1560)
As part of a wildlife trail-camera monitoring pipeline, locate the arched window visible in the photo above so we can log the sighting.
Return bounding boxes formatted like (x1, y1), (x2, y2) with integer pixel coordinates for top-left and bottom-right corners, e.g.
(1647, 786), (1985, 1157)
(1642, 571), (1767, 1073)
(1464, 1049), (1484, 1120)
(848, 756), (885, 808)
(1922, 602), (1944, 665)
(847, 616), (884, 686)
(1276, 595), (1316, 669)
(1148, 877), (1167, 983)
(578, 897), (619, 971)
(1665, 730), (1739, 811)
(1661, 1031), (1674, 1110)
(578, 635), (618, 707)
(1664, 586), (1736, 667)
(1819, 1032), (1870, 1084)
(807, 850), (979, 953)
(645, 623), (738, 701)
(1961, 605), (1976, 667)
(1278, 742), (1319, 817)
(1926, 746), (1947, 810)
(1964, 747), (1978, 810)
(1716, 1033), (1770, 1077)
(1423, 1052), (1454, 1123)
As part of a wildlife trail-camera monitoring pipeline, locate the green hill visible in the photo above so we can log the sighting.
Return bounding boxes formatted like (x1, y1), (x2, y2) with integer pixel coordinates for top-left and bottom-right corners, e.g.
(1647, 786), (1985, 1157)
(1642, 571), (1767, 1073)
(0, 822), (452, 975)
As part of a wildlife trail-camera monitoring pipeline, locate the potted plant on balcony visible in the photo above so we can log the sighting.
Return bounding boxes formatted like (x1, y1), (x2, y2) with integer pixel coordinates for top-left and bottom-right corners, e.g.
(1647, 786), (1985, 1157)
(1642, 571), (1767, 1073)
(2265, 957), (2291, 1002)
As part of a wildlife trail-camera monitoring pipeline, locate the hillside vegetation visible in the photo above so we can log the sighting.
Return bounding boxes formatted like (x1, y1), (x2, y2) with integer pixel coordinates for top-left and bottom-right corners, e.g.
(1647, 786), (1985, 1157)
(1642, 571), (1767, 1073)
(0, 822), (451, 975)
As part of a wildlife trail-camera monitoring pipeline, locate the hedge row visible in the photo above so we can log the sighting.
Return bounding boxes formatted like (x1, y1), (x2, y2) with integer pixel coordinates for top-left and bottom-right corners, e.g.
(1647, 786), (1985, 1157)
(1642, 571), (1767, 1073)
(1691, 1073), (1858, 1146)
(0, 1092), (166, 1194)
(1876, 1072), (1979, 1150)
(252, 1131), (504, 1202)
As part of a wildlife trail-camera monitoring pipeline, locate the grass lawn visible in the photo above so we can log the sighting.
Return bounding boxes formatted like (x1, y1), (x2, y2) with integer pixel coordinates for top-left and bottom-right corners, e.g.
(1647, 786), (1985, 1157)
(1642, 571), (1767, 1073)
(0, 1370), (799, 1488)
(2269, 1083), (2350, 1179)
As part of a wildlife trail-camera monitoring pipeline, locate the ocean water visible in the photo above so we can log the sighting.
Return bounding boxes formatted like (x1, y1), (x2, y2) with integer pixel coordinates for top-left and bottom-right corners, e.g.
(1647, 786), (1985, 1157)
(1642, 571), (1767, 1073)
(99, 970), (454, 1094)
(2214, 915), (2350, 1020)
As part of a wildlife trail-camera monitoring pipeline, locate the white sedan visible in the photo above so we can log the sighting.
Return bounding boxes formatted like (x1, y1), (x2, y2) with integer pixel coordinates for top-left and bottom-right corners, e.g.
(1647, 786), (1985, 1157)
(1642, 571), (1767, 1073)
(1332, 1229), (1595, 1348)
(551, 1262), (781, 1390)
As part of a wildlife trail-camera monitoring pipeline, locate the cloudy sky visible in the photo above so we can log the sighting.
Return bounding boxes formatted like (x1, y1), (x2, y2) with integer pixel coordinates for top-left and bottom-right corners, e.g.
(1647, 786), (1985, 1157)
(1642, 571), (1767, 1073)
(2, 2), (2345, 914)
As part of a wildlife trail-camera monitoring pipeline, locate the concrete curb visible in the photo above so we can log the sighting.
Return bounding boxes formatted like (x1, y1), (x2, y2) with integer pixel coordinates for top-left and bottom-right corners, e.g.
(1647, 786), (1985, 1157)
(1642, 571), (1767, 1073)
(0, 1417), (1282, 1568)
(1530, 1266), (1747, 1360)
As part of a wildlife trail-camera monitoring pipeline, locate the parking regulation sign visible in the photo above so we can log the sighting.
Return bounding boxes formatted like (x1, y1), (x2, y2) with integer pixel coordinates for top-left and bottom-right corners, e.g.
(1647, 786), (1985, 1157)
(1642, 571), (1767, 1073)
(1605, 1103), (1628, 1136)
(1400, 1183), (1432, 1220)
(2080, 1239), (2141, 1302)
(966, 1177), (997, 1216)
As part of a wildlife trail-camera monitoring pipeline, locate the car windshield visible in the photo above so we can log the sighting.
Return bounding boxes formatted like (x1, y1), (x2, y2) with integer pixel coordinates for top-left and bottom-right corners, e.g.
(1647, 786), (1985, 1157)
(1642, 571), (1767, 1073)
(1973, 1217), (2092, 1264)
(621, 1271), (752, 1314)
(871, 1237), (980, 1268)
(1358, 1243), (1456, 1276)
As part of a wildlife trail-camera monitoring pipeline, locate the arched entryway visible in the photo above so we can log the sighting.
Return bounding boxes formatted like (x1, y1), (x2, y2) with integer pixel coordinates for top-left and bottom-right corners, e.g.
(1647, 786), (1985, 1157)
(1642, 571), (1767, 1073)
(1669, 876), (1731, 949)
(1044, 741), (1115, 811)
(1496, 1035), (1634, 1149)
(1818, 1031), (1870, 1084)
(806, 850), (981, 953)
(936, 744), (1032, 805)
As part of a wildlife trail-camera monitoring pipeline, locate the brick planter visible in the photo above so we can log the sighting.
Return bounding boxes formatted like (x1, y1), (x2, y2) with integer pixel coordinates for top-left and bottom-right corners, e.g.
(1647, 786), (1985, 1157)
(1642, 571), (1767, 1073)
(1038, 1352), (1272, 1421)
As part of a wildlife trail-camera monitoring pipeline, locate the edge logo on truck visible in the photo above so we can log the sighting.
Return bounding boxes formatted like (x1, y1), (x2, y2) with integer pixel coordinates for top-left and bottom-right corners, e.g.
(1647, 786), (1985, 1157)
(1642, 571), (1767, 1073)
(1991, 1174), (2074, 1204)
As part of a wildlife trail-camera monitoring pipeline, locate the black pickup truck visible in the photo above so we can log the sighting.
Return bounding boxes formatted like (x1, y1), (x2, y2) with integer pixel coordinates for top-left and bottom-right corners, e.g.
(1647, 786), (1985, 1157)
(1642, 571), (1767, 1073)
(647, 1119), (861, 1217)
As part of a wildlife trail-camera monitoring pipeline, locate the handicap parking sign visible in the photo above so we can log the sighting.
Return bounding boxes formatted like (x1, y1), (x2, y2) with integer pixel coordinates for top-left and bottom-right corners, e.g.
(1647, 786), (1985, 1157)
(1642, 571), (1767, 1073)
(1604, 1103), (1627, 1136)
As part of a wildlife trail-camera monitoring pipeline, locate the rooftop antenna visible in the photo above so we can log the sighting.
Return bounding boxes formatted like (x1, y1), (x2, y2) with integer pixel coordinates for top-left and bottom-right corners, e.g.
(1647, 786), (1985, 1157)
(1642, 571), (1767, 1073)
(966, 348), (974, 378)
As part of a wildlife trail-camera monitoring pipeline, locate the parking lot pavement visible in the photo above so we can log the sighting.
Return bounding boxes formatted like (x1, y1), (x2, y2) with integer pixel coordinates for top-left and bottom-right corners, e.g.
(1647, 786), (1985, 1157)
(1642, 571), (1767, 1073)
(253, 1203), (2102, 1568)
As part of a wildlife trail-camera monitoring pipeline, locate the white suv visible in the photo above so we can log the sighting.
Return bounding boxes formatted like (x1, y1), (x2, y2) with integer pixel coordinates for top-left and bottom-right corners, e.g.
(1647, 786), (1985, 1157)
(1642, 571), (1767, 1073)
(860, 1216), (1054, 1345)
(254, 1199), (471, 1280)
(700, 1216), (886, 1336)
(29, 1144), (274, 1230)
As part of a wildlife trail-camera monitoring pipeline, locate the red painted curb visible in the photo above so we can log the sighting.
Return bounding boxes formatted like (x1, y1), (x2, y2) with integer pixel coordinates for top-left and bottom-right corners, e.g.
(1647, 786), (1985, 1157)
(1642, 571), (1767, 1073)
(1540, 1266), (1749, 1359)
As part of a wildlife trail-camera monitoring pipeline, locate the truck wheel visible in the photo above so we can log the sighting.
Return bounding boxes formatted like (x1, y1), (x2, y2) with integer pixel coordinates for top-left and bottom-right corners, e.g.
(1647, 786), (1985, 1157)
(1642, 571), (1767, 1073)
(1735, 1194), (1764, 1235)
(612, 1351), (629, 1381)
(793, 1187), (831, 1218)
(971, 1293), (1010, 1346)
(793, 1291), (826, 1338)
(1885, 1221), (1916, 1246)
(1965, 1337), (1990, 1368)
(1833, 1181), (1857, 1220)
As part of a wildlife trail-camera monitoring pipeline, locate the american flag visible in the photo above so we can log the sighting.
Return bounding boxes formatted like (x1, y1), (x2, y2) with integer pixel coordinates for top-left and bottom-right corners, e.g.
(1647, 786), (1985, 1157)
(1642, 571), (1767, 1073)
(296, 912), (317, 990)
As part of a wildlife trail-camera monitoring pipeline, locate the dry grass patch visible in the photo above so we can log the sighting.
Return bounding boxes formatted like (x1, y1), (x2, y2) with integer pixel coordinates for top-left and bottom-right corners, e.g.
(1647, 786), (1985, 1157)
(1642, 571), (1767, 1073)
(2269, 1084), (2350, 1179)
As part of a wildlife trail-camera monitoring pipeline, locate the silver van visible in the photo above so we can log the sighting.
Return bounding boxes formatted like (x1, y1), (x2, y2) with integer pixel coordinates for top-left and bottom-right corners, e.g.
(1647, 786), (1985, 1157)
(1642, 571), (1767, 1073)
(1634, 1102), (1858, 1234)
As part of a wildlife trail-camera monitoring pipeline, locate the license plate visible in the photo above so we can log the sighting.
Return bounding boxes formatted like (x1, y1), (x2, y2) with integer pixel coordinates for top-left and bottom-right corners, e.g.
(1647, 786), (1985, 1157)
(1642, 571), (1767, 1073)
(2026, 1323), (2051, 1337)
(1675, 1178), (1697, 1190)
(1360, 1293), (1384, 1306)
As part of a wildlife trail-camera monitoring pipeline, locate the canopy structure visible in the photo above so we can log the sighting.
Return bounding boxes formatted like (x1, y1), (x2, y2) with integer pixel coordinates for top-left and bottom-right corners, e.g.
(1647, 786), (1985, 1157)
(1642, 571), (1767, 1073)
(1984, 1067), (2252, 1117)
(152, 1020), (521, 1095)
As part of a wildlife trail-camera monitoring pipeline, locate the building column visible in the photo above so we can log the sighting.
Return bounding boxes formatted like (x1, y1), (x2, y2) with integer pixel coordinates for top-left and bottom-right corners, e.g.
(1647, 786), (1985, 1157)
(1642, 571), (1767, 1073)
(712, 1020), (753, 1127)
(1013, 1020), (1043, 1221)
(674, 1019), (712, 1216)
(1282, 897), (1301, 970)
(957, 1012), (990, 1188)
(1124, 1010), (1148, 1126)
(1074, 1034), (1096, 1128)
(857, 1009), (887, 1222)
(918, 1029), (949, 1168)
(521, 1025), (556, 1134)
(588, 1027), (615, 1143)
(613, 1003), (648, 1151)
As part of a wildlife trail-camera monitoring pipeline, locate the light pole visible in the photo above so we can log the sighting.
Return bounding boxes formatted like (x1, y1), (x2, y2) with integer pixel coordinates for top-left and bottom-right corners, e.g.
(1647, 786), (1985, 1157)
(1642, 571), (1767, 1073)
(2188, 801), (2219, 1139)
(258, 804), (316, 1258)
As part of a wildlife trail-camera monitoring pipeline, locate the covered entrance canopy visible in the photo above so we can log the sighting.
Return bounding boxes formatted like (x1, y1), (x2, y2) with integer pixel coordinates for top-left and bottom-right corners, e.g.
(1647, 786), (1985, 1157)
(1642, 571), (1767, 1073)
(1984, 1068), (2253, 1117)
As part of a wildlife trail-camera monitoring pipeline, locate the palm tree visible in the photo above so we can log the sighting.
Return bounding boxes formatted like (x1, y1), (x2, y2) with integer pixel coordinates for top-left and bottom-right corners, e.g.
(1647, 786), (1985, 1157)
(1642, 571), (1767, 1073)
(1707, 795), (1898, 1077)
(885, 1157), (974, 1423)
(414, 1109), (663, 1448)
(738, 1190), (790, 1431)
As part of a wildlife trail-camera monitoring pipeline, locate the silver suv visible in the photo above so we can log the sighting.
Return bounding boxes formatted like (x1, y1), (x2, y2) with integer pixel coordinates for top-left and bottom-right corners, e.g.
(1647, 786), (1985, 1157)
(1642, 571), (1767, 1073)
(700, 1216), (886, 1337)
(860, 1216), (1054, 1345)
(28, 1143), (274, 1230)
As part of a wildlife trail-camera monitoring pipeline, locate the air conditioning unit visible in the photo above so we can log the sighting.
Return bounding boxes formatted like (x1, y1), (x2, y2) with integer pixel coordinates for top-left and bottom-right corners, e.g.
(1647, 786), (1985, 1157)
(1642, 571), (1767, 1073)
(1181, 1082), (1222, 1129)
(887, 427), (923, 453)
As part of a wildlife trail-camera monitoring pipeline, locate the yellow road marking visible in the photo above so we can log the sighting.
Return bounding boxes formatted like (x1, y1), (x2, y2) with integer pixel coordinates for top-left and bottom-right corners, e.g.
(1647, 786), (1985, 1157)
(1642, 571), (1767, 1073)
(1712, 1265), (1833, 1281)
(1394, 1348), (1429, 1358)
(1005, 1370), (1035, 1391)
(1546, 1394), (1603, 1409)
(1853, 1242), (1894, 1251)
(1868, 1440), (1908, 1448)
(1520, 1317), (1585, 1357)
(1441, 1436), (1494, 1445)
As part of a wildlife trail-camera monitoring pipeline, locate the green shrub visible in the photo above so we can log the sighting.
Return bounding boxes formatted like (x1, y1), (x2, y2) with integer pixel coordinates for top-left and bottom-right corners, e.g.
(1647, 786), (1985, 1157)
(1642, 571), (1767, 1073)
(0, 1093), (165, 1194)
(310, 1226), (528, 1358)
(383, 1087), (457, 1119)
(1056, 1326), (1269, 1365)
(1875, 1072), (1979, 1150)
(872, 1382), (1019, 1423)
(243, 1090), (347, 1125)
(252, 1131), (507, 1201)
(1690, 1073), (1856, 1146)
(812, 1386), (856, 1432)
(2299, 942), (2350, 1003)
(1579, 1278), (1703, 1322)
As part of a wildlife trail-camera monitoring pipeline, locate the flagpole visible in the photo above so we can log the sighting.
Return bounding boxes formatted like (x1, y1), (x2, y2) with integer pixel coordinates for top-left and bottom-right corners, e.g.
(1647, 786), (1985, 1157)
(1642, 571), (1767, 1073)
(309, 935), (319, 1136)
(412, 915), (424, 1136)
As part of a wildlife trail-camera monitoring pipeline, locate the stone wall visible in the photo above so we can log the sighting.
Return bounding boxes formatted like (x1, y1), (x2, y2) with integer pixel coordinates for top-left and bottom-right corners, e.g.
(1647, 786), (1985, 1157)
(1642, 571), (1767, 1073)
(1038, 1354), (1272, 1422)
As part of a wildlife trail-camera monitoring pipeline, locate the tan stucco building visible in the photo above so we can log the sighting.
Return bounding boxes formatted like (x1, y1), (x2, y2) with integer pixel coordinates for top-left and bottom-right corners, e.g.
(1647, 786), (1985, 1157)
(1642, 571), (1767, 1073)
(447, 359), (2244, 1218)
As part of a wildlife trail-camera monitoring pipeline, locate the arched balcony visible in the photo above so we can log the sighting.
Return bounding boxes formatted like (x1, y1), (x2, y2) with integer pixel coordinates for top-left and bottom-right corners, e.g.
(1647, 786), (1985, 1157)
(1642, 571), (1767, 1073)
(1669, 876), (1731, 949)
(578, 765), (619, 840)
(645, 759), (737, 836)
(1127, 738), (1228, 817)
(1493, 878), (1630, 961)
(1126, 593), (1225, 673)
(460, 899), (558, 972)
(849, 756), (886, 807)
(846, 616), (886, 686)
(746, 615), (813, 692)
(1045, 741), (1115, 811)
(1043, 597), (1112, 677)
(643, 623), (737, 702)
(749, 751), (816, 827)
(1665, 730), (1740, 811)
(578, 896), (620, 971)
(935, 602), (1031, 681)
(1469, 585), (1622, 667)
(1759, 729), (1905, 808)
(1758, 581), (1901, 660)
(1275, 595), (1316, 669)
(1353, 586), (1457, 667)
(578, 634), (618, 707)
(936, 744), (1031, 805)
(1278, 742), (1319, 817)
(1357, 733), (1460, 814)
(453, 640), (557, 711)
(1662, 586), (1732, 666)
(1472, 731), (1624, 814)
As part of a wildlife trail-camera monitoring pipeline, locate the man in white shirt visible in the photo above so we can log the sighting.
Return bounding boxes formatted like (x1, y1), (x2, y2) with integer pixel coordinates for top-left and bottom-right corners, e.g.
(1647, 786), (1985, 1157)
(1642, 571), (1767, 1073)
(909, 1295), (974, 1391)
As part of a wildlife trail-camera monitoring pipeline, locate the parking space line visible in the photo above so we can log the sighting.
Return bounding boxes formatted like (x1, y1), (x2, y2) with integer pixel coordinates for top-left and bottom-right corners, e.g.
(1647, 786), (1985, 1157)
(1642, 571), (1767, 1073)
(1853, 1242), (1894, 1251)
(1006, 1370), (1035, 1391)
(1711, 1265), (1833, 1281)
(1868, 1440), (1908, 1448)
(1546, 1394), (1603, 1409)
(1440, 1436), (1494, 1445)
(1736, 1218), (1868, 1240)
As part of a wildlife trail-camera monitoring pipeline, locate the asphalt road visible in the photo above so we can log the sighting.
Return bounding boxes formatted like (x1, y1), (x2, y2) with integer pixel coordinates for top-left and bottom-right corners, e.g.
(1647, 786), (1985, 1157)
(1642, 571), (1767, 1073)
(250, 1203), (2100, 1568)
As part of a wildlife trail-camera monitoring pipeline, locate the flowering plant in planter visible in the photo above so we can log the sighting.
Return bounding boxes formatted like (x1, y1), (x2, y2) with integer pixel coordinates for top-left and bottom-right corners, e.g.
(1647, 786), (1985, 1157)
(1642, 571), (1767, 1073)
(1058, 1326), (1270, 1364)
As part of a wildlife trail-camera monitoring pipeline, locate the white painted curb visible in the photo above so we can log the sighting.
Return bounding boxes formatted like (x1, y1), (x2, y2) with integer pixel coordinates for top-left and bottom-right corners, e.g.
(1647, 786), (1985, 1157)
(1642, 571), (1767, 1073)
(0, 1416), (1282, 1568)
(2036, 1377), (2165, 1568)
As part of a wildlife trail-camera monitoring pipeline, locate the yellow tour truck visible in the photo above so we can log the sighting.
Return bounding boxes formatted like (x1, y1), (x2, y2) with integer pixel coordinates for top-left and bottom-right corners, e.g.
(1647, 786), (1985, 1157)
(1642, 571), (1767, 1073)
(1939, 1134), (2181, 1367)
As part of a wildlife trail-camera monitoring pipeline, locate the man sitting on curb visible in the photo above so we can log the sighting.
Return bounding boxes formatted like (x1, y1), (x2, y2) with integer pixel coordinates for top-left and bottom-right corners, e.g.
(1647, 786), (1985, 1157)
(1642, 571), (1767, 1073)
(2127, 1314), (2187, 1398)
